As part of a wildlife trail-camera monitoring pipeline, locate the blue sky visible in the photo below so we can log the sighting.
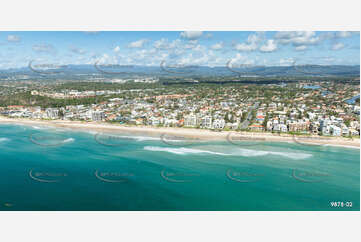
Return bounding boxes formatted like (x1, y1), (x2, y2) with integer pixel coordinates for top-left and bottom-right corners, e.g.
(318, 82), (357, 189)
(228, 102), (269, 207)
(0, 31), (359, 69)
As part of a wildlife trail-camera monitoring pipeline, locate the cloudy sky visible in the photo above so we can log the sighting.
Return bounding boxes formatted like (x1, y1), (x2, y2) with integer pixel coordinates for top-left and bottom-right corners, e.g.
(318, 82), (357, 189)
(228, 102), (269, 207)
(0, 31), (359, 69)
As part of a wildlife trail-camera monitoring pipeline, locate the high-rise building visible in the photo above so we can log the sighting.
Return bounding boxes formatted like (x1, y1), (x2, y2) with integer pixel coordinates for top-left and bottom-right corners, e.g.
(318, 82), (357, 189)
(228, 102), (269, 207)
(184, 114), (197, 127)
(45, 108), (59, 119)
(91, 111), (105, 121)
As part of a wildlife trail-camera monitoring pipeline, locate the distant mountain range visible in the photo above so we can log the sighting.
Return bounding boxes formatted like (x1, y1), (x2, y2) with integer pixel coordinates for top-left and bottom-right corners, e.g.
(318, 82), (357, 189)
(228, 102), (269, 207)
(0, 64), (359, 78)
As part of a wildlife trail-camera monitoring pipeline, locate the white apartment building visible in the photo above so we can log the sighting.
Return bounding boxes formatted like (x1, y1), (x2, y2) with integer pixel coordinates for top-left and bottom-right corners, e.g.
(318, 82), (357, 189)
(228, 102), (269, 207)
(200, 116), (212, 129)
(322, 125), (331, 135)
(184, 114), (197, 127)
(273, 123), (287, 132)
(212, 119), (225, 129)
(45, 108), (59, 119)
(330, 125), (341, 136)
(91, 111), (105, 121)
(341, 124), (349, 136)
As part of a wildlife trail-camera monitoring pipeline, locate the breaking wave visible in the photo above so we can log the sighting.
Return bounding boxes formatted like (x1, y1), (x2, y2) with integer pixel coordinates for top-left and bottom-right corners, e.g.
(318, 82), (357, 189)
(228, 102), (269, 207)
(98, 134), (160, 142)
(63, 138), (75, 143)
(143, 146), (312, 159)
(144, 146), (230, 156)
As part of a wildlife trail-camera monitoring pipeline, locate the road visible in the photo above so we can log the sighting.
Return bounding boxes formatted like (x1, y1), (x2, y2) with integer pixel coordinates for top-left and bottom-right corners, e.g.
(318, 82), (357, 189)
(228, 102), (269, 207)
(240, 102), (259, 129)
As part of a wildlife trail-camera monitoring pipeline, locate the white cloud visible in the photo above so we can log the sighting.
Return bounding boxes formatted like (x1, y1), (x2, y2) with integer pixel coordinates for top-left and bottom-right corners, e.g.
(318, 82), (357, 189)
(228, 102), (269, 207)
(135, 48), (157, 59)
(69, 46), (86, 55)
(178, 52), (211, 66)
(127, 39), (148, 48)
(7, 35), (21, 42)
(192, 44), (203, 51)
(229, 53), (255, 65)
(279, 57), (294, 66)
(97, 54), (119, 64)
(152, 38), (205, 56)
(154, 38), (181, 50)
(113, 46), (120, 52)
(336, 31), (352, 38)
(295, 45), (307, 51)
(211, 42), (223, 50)
(184, 40), (200, 49)
(180, 31), (203, 40)
(205, 33), (213, 39)
(331, 42), (345, 50)
(247, 33), (262, 43)
(322, 57), (335, 63)
(275, 31), (320, 46)
(162, 46), (224, 67)
(32, 43), (56, 54)
(234, 33), (263, 52)
(260, 39), (277, 52)
(154, 38), (169, 49)
(234, 42), (257, 52)
(319, 31), (356, 41)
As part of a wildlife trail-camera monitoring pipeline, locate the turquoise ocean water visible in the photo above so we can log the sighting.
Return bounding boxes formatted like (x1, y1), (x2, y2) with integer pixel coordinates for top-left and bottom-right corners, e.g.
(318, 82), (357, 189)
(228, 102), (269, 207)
(0, 123), (359, 211)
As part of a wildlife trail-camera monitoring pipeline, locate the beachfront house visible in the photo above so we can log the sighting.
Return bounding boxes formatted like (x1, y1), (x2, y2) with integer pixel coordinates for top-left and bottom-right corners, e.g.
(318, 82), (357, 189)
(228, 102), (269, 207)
(45, 108), (59, 119)
(322, 125), (331, 136)
(184, 114), (197, 127)
(249, 124), (264, 132)
(212, 119), (225, 130)
(200, 116), (212, 129)
(91, 111), (105, 121)
(330, 125), (341, 136)
(341, 125), (349, 136)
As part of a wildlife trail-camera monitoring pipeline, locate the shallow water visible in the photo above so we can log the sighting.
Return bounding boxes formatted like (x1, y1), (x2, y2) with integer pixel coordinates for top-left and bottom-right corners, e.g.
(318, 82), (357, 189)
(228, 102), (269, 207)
(0, 123), (359, 210)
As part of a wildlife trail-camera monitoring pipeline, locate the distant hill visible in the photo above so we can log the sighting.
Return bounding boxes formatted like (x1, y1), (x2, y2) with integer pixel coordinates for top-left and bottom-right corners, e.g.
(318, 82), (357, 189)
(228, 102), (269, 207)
(0, 64), (359, 79)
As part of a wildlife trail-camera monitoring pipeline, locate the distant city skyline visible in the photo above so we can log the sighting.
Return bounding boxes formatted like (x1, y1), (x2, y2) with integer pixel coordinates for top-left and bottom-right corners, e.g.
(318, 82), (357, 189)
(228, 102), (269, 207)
(0, 31), (359, 69)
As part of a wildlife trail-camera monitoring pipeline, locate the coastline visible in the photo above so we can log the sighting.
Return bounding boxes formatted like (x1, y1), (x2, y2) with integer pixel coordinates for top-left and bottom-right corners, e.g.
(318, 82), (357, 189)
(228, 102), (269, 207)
(0, 116), (359, 149)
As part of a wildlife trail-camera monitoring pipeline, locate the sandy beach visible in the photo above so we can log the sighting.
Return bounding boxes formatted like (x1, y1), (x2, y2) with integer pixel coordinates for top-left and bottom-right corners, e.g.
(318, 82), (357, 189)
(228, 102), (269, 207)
(0, 116), (359, 148)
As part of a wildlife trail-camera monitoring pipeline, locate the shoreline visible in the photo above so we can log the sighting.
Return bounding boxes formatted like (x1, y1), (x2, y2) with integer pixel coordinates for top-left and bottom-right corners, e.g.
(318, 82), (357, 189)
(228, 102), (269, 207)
(0, 116), (359, 149)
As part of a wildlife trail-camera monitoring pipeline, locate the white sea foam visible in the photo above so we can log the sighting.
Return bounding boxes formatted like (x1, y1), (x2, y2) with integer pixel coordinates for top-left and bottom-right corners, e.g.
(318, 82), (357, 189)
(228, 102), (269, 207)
(86, 131), (99, 135)
(0, 137), (10, 142)
(100, 134), (160, 142)
(132, 136), (160, 142)
(144, 146), (230, 156)
(143, 146), (312, 160)
(62, 138), (75, 143)
(322, 144), (360, 149)
(31, 125), (48, 130)
(233, 149), (312, 159)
